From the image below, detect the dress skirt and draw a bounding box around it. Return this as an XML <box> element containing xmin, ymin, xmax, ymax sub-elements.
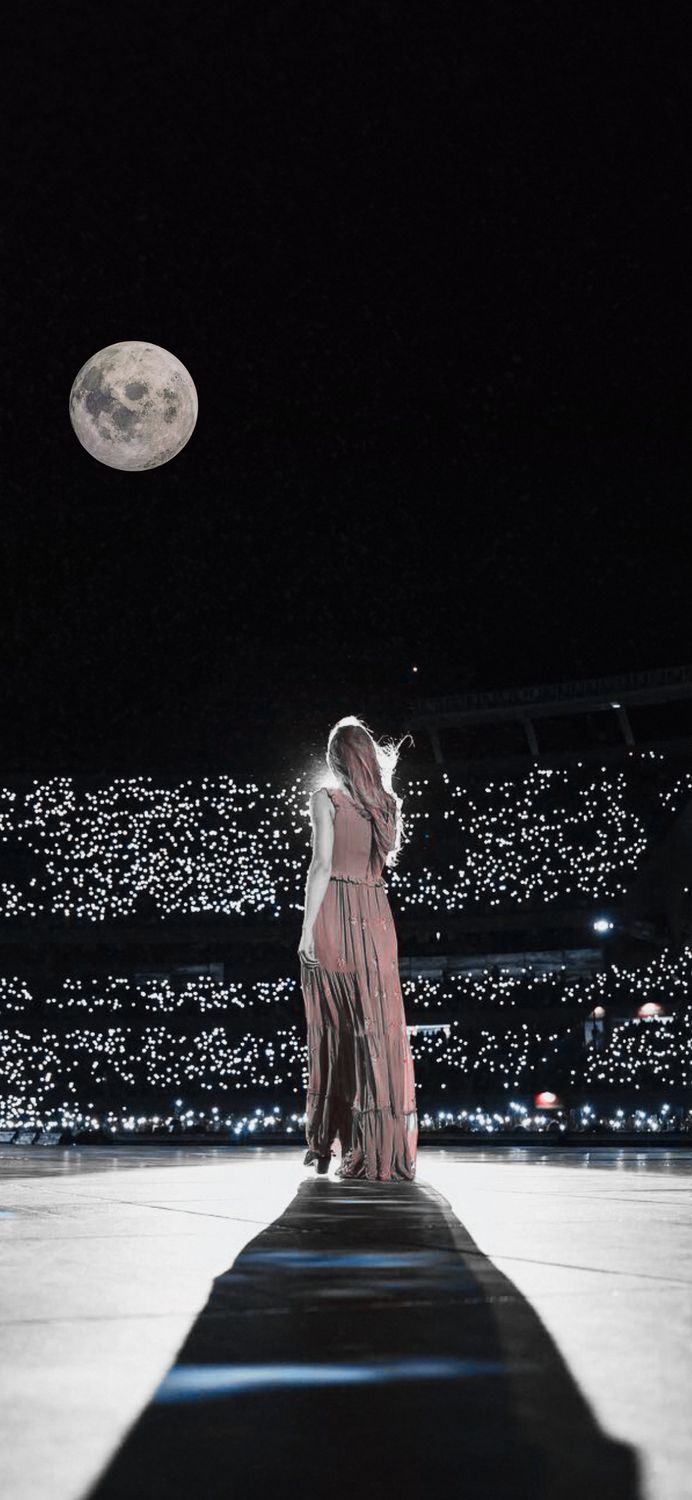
<box><xmin>301</xmin><ymin>871</ymin><xmax>418</xmax><ymax>1181</ymax></box>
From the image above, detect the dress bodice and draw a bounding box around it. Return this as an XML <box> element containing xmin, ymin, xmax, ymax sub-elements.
<box><xmin>325</xmin><ymin>786</ymin><xmax>385</xmax><ymax>884</ymax></box>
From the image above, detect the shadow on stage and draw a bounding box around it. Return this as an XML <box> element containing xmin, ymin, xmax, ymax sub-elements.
<box><xmin>86</xmin><ymin>1175</ymin><xmax>642</xmax><ymax>1500</ymax></box>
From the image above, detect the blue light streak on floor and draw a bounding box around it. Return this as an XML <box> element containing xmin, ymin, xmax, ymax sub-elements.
<box><xmin>229</xmin><ymin>1249</ymin><xmax>462</xmax><ymax>1270</ymax></box>
<box><xmin>154</xmin><ymin>1358</ymin><xmax>518</xmax><ymax>1403</ymax></box>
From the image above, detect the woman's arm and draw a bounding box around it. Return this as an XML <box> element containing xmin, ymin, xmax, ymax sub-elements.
<box><xmin>301</xmin><ymin>862</ymin><xmax>332</xmax><ymax>936</ymax></box>
<box><xmin>301</xmin><ymin>789</ymin><xmax>334</xmax><ymax>936</ymax></box>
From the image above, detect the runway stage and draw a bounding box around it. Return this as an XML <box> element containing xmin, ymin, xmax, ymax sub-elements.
<box><xmin>1</xmin><ymin>1146</ymin><xmax>689</xmax><ymax>1500</ymax></box>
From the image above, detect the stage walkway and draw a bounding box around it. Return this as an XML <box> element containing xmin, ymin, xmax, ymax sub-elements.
<box><xmin>0</xmin><ymin>1144</ymin><xmax>689</xmax><ymax>1500</ymax></box>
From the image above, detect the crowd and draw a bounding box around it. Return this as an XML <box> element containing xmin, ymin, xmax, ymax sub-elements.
<box><xmin>0</xmin><ymin>752</ymin><xmax>690</xmax><ymax>1131</ymax></box>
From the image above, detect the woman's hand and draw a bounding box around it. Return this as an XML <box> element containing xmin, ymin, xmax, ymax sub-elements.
<box><xmin>299</xmin><ymin>927</ymin><xmax>319</xmax><ymax>970</ymax></box>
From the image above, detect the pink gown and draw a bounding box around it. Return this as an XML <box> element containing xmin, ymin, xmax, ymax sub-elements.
<box><xmin>301</xmin><ymin>786</ymin><xmax>418</xmax><ymax>1180</ymax></box>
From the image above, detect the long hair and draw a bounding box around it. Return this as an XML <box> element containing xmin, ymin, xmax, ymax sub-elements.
<box><xmin>322</xmin><ymin>715</ymin><xmax>411</xmax><ymax>871</ymax></box>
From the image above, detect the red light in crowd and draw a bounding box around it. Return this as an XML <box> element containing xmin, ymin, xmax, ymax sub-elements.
<box><xmin>535</xmin><ymin>1090</ymin><xmax>559</xmax><ymax>1108</ymax></box>
<box><xmin>637</xmin><ymin>1001</ymin><xmax>663</xmax><ymax>1019</ymax></box>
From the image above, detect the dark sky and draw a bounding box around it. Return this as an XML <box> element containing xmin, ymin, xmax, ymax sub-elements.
<box><xmin>3</xmin><ymin>1</ymin><xmax>691</xmax><ymax>780</ymax></box>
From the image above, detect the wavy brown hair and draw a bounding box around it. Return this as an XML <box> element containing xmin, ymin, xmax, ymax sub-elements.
<box><xmin>322</xmin><ymin>715</ymin><xmax>411</xmax><ymax>872</ymax></box>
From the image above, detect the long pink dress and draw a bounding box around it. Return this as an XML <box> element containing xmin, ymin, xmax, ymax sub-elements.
<box><xmin>301</xmin><ymin>785</ymin><xmax>418</xmax><ymax>1180</ymax></box>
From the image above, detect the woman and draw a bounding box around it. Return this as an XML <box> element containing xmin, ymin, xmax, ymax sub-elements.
<box><xmin>298</xmin><ymin>715</ymin><xmax>418</xmax><ymax>1180</ymax></box>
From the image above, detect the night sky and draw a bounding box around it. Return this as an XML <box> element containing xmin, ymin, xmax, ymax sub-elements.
<box><xmin>3</xmin><ymin>2</ymin><xmax>691</xmax><ymax>781</ymax></box>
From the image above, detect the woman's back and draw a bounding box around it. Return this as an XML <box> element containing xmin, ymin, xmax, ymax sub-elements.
<box><xmin>325</xmin><ymin>785</ymin><xmax>386</xmax><ymax>882</ymax></box>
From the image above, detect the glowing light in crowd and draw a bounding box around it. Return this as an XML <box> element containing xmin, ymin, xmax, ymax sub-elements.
<box><xmin>0</xmin><ymin>755</ymin><xmax>688</xmax><ymax>924</ymax></box>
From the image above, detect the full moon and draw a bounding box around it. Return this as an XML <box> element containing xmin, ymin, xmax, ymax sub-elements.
<box><xmin>69</xmin><ymin>341</ymin><xmax>198</xmax><ymax>471</ymax></box>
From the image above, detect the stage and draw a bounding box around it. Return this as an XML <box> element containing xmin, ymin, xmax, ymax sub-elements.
<box><xmin>1</xmin><ymin>1144</ymin><xmax>689</xmax><ymax>1500</ymax></box>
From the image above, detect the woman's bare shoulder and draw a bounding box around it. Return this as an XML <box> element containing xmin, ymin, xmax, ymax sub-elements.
<box><xmin>311</xmin><ymin>786</ymin><xmax>337</xmax><ymax>817</ymax></box>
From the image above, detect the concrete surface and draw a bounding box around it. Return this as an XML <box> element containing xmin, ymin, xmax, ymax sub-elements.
<box><xmin>0</xmin><ymin>1145</ymin><xmax>688</xmax><ymax>1500</ymax></box>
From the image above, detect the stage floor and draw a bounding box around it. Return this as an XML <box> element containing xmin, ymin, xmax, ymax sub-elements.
<box><xmin>0</xmin><ymin>1144</ymin><xmax>689</xmax><ymax>1500</ymax></box>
